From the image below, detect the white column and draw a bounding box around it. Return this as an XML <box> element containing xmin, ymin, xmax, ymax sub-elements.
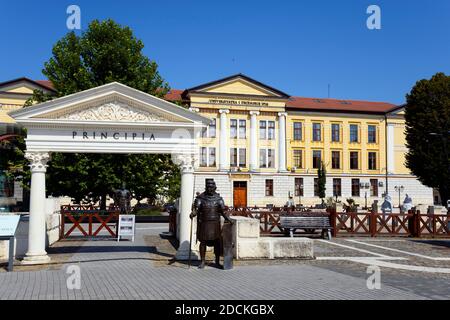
<box><xmin>22</xmin><ymin>152</ymin><xmax>51</xmax><ymax>265</ymax></box>
<box><xmin>219</xmin><ymin>109</ymin><xmax>230</xmax><ymax>171</ymax></box>
<box><xmin>387</xmin><ymin>123</ymin><xmax>395</xmax><ymax>174</ymax></box>
<box><xmin>175</xmin><ymin>154</ymin><xmax>199</xmax><ymax>260</ymax></box>
<box><xmin>278</xmin><ymin>112</ymin><xmax>288</xmax><ymax>172</ymax></box>
<box><xmin>249</xmin><ymin>111</ymin><xmax>260</xmax><ymax>171</ymax></box>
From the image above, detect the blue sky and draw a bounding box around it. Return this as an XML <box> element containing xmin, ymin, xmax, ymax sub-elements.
<box><xmin>1</xmin><ymin>0</ymin><xmax>449</xmax><ymax>104</ymax></box>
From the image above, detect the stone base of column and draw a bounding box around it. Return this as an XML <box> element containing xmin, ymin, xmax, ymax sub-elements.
<box><xmin>175</xmin><ymin>249</ymin><xmax>200</xmax><ymax>261</ymax></box>
<box><xmin>21</xmin><ymin>253</ymin><xmax>51</xmax><ymax>265</ymax></box>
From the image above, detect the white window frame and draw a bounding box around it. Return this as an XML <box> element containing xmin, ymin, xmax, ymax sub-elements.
<box><xmin>230</xmin><ymin>147</ymin><xmax>246</xmax><ymax>167</ymax></box>
<box><xmin>200</xmin><ymin>147</ymin><xmax>216</xmax><ymax>167</ymax></box>
<box><xmin>259</xmin><ymin>148</ymin><xmax>275</xmax><ymax>168</ymax></box>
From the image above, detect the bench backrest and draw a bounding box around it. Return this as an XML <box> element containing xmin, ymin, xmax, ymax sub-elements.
<box><xmin>280</xmin><ymin>216</ymin><xmax>331</xmax><ymax>228</ymax></box>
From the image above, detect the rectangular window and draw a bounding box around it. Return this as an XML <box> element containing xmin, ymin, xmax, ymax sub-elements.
<box><xmin>368</xmin><ymin>152</ymin><xmax>377</xmax><ymax>170</ymax></box>
<box><xmin>230</xmin><ymin>119</ymin><xmax>238</xmax><ymax>139</ymax></box>
<box><xmin>331</xmin><ymin>123</ymin><xmax>340</xmax><ymax>142</ymax></box>
<box><xmin>239</xmin><ymin>119</ymin><xmax>246</xmax><ymax>139</ymax></box>
<box><xmin>209</xmin><ymin>118</ymin><xmax>216</xmax><ymax>138</ymax></box>
<box><xmin>201</xmin><ymin>127</ymin><xmax>207</xmax><ymax>138</ymax></box>
<box><xmin>333</xmin><ymin>178</ymin><xmax>342</xmax><ymax>197</ymax></box>
<box><xmin>312</xmin><ymin>150</ymin><xmax>322</xmax><ymax>169</ymax></box>
<box><xmin>230</xmin><ymin>148</ymin><xmax>237</xmax><ymax>167</ymax></box>
<box><xmin>370</xmin><ymin>179</ymin><xmax>378</xmax><ymax>197</ymax></box>
<box><xmin>293</xmin><ymin>122</ymin><xmax>302</xmax><ymax>140</ymax></box>
<box><xmin>314</xmin><ymin>178</ymin><xmax>319</xmax><ymax>197</ymax></box>
<box><xmin>267</xmin><ymin>149</ymin><xmax>275</xmax><ymax>168</ymax></box>
<box><xmin>209</xmin><ymin>148</ymin><xmax>216</xmax><ymax>167</ymax></box>
<box><xmin>352</xmin><ymin>179</ymin><xmax>360</xmax><ymax>197</ymax></box>
<box><xmin>200</xmin><ymin>147</ymin><xmax>216</xmax><ymax>167</ymax></box>
<box><xmin>295</xmin><ymin>178</ymin><xmax>304</xmax><ymax>196</ymax></box>
<box><xmin>260</xmin><ymin>149</ymin><xmax>275</xmax><ymax>168</ymax></box>
<box><xmin>259</xmin><ymin>121</ymin><xmax>266</xmax><ymax>139</ymax></box>
<box><xmin>239</xmin><ymin>148</ymin><xmax>246</xmax><ymax>167</ymax></box>
<box><xmin>350</xmin><ymin>151</ymin><xmax>359</xmax><ymax>170</ymax></box>
<box><xmin>293</xmin><ymin>149</ymin><xmax>302</xmax><ymax>168</ymax></box>
<box><xmin>331</xmin><ymin>151</ymin><xmax>341</xmax><ymax>169</ymax></box>
<box><xmin>350</xmin><ymin>124</ymin><xmax>359</xmax><ymax>143</ymax></box>
<box><xmin>312</xmin><ymin>123</ymin><xmax>321</xmax><ymax>141</ymax></box>
<box><xmin>368</xmin><ymin>125</ymin><xmax>376</xmax><ymax>143</ymax></box>
<box><xmin>200</xmin><ymin>147</ymin><xmax>208</xmax><ymax>167</ymax></box>
<box><xmin>265</xmin><ymin>179</ymin><xmax>274</xmax><ymax>196</ymax></box>
<box><xmin>231</xmin><ymin>148</ymin><xmax>246</xmax><ymax>167</ymax></box>
<box><xmin>268</xmin><ymin>121</ymin><xmax>275</xmax><ymax>140</ymax></box>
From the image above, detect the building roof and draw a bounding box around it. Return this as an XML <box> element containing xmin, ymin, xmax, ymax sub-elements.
<box><xmin>182</xmin><ymin>73</ymin><xmax>291</xmax><ymax>99</ymax></box>
<box><xmin>286</xmin><ymin>96</ymin><xmax>397</xmax><ymax>114</ymax></box>
<box><xmin>164</xmin><ymin>89</ymin><xmax>184</xmax><ymax>102</ymax></box>
<box><xmin>0</xmin><ymin>77</ymin><xmax>56</xmax><ymax>93</ymax></box>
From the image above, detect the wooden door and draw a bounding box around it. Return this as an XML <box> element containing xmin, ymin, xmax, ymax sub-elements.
<box><xmin>233</xmin><ymin>181</ymin><xmax>247</xmax><ymax>208</ymax></box>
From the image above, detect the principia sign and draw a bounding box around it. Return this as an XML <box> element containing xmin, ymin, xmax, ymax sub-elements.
<box><xmin>72</xmin><ymin>131</ymin><xmax>156</xmax><ymax>141</ymax></box>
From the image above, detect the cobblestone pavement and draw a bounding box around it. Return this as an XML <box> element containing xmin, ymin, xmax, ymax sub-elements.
<box><xmin>0</xmin><ymin>224</ymin><xmax>449</xmax><ymax>300</ymax></box>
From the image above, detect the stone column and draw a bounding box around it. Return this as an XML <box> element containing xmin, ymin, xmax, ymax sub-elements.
<box><xmin>219</xmin><ymin>109</ymin><xmax>230</xmax><ymax>171</ymax></box>
<box><xmin>387</xmin><ymin>123</ymin><xmax>395</xmax><ymax>174</ymax></box>
<box><xmin>175</xmin><ymin>154</ymin><xmax>199</xmax><ymax>260</ymax></box>
<box><xmin>249</xmin><ymin>111</ymin><xmax>260</xmax><ymax>171</ymax></box>
<box><xmin>22</xmin><ymin>152</ymin><xmax>51</xmax><ymax>265</ymax></box>
<box><xmin>278</xmin><ymin>112</ymin><xmax>288</xmax><ymax>172</ymax></box>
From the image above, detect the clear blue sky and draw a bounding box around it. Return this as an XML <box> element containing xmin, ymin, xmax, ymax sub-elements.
<box><xmin>2</xmin><ymin>0</ymin><xmax>449</xmax><ymax>104</ymax></box>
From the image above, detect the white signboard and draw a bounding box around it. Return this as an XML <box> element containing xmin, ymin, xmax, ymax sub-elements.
<box><xmin>117</xmin><ymin>214</ymin><xmax>135</xmax><ymax>242</ymax></box>
<box><xmin>0</xmin><ymin>215</ymin><xmax>20</xmax><ymax>237</ymax></box>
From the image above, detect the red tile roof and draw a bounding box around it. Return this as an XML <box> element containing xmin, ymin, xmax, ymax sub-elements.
<box><xmin>286</xmin><ymin>96</ymin><xmax>396</xmax><ymax>114</ymax></box>
<box><xmin>32</xmin><ymin>79</ymin><xmax>398</xmax><ymax>114</ymax></box>
<box><xmin>164</xmin><ymin>89</ymin><xmax>183</xmax><ymax>101</ymax></box>
<box><xmin>35</xmin><ymin>80</ymin><xmax>55</xmax><ymax>91</ymax></box>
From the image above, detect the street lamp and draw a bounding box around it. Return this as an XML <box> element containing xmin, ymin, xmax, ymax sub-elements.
<box><xmin>360</xmin><ymin>182</ymin><xmax>370</xmax><ymax>210</ymax></box>
<box><xmin>394</xmin><ymin>185</ymin><xmax>404</xmax><ymax>208</ymax></box>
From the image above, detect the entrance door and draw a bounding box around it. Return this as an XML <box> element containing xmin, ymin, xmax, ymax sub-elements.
<box><xmin>233</xmin><ymin>181</ymin><xmax>247</xmax><ymax>208</ymax></box>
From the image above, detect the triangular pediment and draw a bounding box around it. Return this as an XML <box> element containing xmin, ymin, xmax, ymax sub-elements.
<box><xmin>37</xmin><ymin>95</ymin><xmax>177</xmax><ymax>123</ymax></box>
<box><xmin>9</xmin><ymin>82</ymin><xmax>209</xmax><ymax>126</ymax></box>
<box><xmin>184</xmin><ymin>74</ymin><xmax>290</xmax><ymax>99</ymax></box>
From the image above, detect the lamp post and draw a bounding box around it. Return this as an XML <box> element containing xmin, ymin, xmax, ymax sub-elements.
<box><xmin>360</xmin><ymin>182</ymin><xmax>370</xmax><ymax>210</ymax></box>
<box><xmin>394</xmin><ymin>185</ymin><xmax>404</xmax><ymax>208</ymax></box>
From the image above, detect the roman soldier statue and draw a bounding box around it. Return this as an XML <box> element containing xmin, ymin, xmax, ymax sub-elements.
<box><xmin>190</xmin><ymin>180</ymin><xmax>232</xmax><ymax>269</ymax></box>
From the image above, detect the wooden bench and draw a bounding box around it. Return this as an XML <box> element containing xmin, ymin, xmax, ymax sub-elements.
<box><xmin>279</xmin><ymin>215</ymin><xmax>332</xmax><ymax>240</ymax></box>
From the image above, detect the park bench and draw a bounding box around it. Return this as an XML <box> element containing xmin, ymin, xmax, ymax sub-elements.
<box><xmin>279</xmin><ymin>214</ymin><xmax>332</xmax><ymax>240</ymax></box>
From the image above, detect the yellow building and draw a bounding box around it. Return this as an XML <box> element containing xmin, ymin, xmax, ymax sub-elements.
<box><xmin>168</xmin><ymin>74</ymin><xmax>433</xmax><ymax>207</ymax></box>
<box><xmin>0</xmin><ymin>74</ymin><xmax>434</xmax><ymax>209</ymax></box>
<box><xmin>0</xmin><ymin>78</ymin><xmax>55</xmax><ymax>208</ymax></box>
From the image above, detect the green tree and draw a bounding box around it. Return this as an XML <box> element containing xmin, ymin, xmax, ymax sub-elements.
<box><xmin>317</xmin><ymin>161</ymin><xmax>327</xmax><ymax>202</ymax></box>
<box><xmin>404</xmin><ymin>72</ymin><xmax>450</xmax><ymax>205</ymax></box>
<box><xmin>24</xmin><ymin>19</ymin><xmax>179</xmax><ymax>208</ymax></box>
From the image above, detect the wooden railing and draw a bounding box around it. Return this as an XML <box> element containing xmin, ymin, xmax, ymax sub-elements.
<box><xmin>60</xmin><ymin>205</ymin><xmax>120</xmax><ymax>239</ymax></box>
<box><xmin>228</xmin><ymin>207</ymin><xmax>450</xmax><ymax>238</ymax></box>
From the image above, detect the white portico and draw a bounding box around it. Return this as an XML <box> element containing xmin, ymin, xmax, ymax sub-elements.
<box><xmin>9</xmin><ymin>82</ymin><xmax>210</xmax><ymax>264</ymax></box>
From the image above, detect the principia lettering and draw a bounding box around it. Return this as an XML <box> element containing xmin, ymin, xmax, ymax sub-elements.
<box><xmin>72</xmin><ymin>131</ymin><xmax>156</xmax><ymax>141</ymax></box>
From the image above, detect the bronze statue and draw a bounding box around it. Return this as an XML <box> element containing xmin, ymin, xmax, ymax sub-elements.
<box><xmin>190</xmin><ymin>180</ymin><xmax>232</xmax><ymax>269</ymax></box>
<box><xmin>113</xmin><ymin>182</ymin><xmax>132</xmax><ymax>215</ymax></box>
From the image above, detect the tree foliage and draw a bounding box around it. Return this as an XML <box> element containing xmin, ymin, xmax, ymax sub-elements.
<box><xmin>22</xmin><ymin>19</ymin><xmax>180</xmax><ymax>208</ymax></box>
<box><xmin>317</xmin><ymin>161</ymin><xmax>327</xmax><ymax>201</ymax></box>
<box><xmin>404</xmin><ymin>72</ymin><xmax>450</xmax><ymax>205</ymax></box>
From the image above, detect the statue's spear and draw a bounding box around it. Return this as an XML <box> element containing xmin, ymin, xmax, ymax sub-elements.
<box><xmin>188</xmin><ymin>210</ymin><xmax>193</xmax><ymax>269</ymax></box>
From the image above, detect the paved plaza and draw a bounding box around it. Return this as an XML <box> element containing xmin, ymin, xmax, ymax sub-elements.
<box><xmin>0</xmin><ymin>223</ymin><xmax>449</xmax><ymax>300</ymax></box>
